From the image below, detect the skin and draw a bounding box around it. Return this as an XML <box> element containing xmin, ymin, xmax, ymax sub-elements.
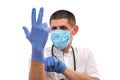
<box><xmin>63</xmin><ymin>67</ymin><xmax>100</xmax><ymax>80</ymax></box>
<box><xmin>50</xmin><ymin>18</ymin><xmax>100</xmax><ymax>80</ymax></box>
<box><xmin>29</xmin><ymin>60</ymin><xmax>46</xmax><ymax>80</ymax></box>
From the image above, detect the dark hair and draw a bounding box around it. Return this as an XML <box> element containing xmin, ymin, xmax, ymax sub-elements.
<box><xmin>49</xmin><ymin>10</ymin><xmax>76</xmax><ymax>27</ymax></box>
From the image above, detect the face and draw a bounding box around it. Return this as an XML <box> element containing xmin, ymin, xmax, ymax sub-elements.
<box><xmin>50</xmin><ymin>18</ymin><xmax>79</xmax><ymax>50</ymax></box>
<box><xmin>50</xmin><ymin>18</ymin><xmax>78</xmax><ymax>36</ymax></box>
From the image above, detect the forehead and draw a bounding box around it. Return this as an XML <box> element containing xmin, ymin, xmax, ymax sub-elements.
<box><xmin>50</xmin><ymin>19</ymin><xmax>70</xmax><ymax>27</ymax></box>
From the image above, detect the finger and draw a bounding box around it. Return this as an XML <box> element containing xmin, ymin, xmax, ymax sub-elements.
<box><xmin>46</xmin><ymin>58</ymin><xmax>51</xmax><ymax>71</ymax></box>
<box><xmin>44</xmin><ymin>59</ymin><xmax>48</xmax><ymax>70</ymax></box>
<box><xmin>50</xmin><ymin>57</ymin><xmax>54</xmax><ymax>71</ymax></box>
<box><xmin>37</xmin><ymin>7</ymin><xmax>44</xmax><ymax>24</ymax></box>
<box><xmin>23</xmin><ymin>26</ymin><xmax>29</xmax><ymax>37</ymax></box>
<box><xmin>42</xmin><ymin>23</ymin><xmax>50</xmax><ymax>32</ymax></box>
<box><xmin>47</xmin><ymin>26</ymin><xmax>50</xmax><ymax>33</ymax></box>
<box><xmin>32</xmin><ymin>8</ymin><xmax>36</xmax><ymax>27</ymax></box>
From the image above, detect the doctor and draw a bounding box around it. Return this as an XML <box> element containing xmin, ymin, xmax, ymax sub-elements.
<box><xmin>23</xmin><ymin>7</ymin><xmax>100</xmax><ymax>80</ymax></box>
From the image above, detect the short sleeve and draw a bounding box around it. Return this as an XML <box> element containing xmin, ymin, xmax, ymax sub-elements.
<box><xmin>85</xmin><ymin>49</ymin><xmax>100</xmax><ymax>78</ymax></box>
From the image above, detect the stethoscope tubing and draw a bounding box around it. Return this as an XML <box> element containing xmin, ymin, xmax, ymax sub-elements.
<box><xmin>51</xmin><ymin>45</ymin><xmax>76</xmax><ymax>71</ymax></box>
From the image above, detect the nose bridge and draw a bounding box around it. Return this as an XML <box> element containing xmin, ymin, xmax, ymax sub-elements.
<box><xmin>56</xmin><ymin>26</ymin><xmax>61</xmax><ymax>30</ymax></box>
<box><xmin>57</xmin><ymin>27</ymin><xmax>60</xmax><ymax>30</ymax></box>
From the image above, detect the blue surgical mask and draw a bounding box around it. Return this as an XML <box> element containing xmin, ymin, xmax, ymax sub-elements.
<box><xmin>51</xmin><ymin>30</ymin><xmax>70</xmax><ymax>50</ymax></box>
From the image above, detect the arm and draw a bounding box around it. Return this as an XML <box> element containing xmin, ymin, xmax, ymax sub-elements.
<box><xmin>29</xmin><ymin>60</ymin><xmax>46</xmax><ymax>80</ymax></box>
<box><xmin>23</xmin><ymin>7</ymin><xmax>50</xmax><ymax>80</ymax></box>
<box><xmin>45</xmin><ymin>56</ymin><xmax>100</xmax><ymax>80</ymax></box>
<box><xmin>63</xmin><ymin>50</ymin><xmax>100</xmax><ymax>80</ymax></box>
<box><xmin>63</xmin><ymin>67</ymin><xmax>100</xmax><ymax>80</ymax></box>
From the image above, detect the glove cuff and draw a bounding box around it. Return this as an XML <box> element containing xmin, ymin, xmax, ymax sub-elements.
<box><xmin>59</xmin><ymin>63</ymin><xmax>66</xmax><ymax>73</ymax></box>
<box><xmin>32</xmin><ymin>47</ymin><xmax>44</xmax><ymax>63</ymax></box>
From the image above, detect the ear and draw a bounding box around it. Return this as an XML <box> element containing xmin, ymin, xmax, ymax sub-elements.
<box><xmin>72</xmin><ymin>25</ymin><xmax>79</xmax><ymax>35</ymax></box>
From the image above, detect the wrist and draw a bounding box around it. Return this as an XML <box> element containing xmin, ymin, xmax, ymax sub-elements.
<box><xmin>59</xmin><ymin>63</ymin><xmax>66</xmax><ymax>73</ymax></box>
<box><xmin>32</xmin><ymin>47</ymin><xmax>44</xmax><ymax>63</ymax></box>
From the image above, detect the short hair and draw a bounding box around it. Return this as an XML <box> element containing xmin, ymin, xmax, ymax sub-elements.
<box><xmin>49</xmin><ymin>10</ymin><xmax>76</xmax><ymax>27</ymax></box>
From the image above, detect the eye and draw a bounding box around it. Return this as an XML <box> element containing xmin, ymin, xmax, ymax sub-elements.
<box><xmin>51</xmin><ymin>26</ymin><xmax>57</xmax><ymax>30</ymax></box>
<box><xmin>60</xmin><ymin>26</ymin><xmax>67</xmax><ymax>30</ymax></box>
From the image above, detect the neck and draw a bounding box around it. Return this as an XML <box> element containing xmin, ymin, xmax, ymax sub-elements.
<box><xmin>62</xmin><ymin>44</ymin><xmax>72</xmax><ymax>53</ymax></box>
<box><xmin>62</xmin><ymin>49</ymin><xmax>69</xmax><ymax>53</ymax></box>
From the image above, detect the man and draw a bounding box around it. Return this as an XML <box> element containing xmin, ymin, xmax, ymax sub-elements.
<box><xmin>23</xmin><ymin>7</ymin><xmax>100</xmax><ymax>80</ymax></box>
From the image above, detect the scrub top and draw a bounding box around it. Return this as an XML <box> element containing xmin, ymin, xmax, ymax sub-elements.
<box><xmin>44</xmin><ymin>46</ymin><xmax>100</xmax><ymax>80</ymax></box>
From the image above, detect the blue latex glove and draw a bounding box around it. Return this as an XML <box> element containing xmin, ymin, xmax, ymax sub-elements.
<box><xmin>23</xmin><ymin>7</ymin><xmax>50</xmax><ymax>63</ymax></box>
<box><xmin>44</xmin><ymin>56</ymin><xmax>66</xmax><ymax>73</ymax></box>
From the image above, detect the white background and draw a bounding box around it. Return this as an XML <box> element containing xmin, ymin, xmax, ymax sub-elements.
<box><xmin>0</xmin><ymin>0</ymin><xmax>120</xmax><ymax>80</ymax></box>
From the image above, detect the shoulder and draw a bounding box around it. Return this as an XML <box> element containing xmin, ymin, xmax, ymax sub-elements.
<box><xmin>73</xmin><ymin>47</ymin><xmax>93</xmax><ymax>57</ymax></box>
<box><xmin>73</xmin><ymin>47</ymin><xmax>95</xmax><ymax>63</ymax></box>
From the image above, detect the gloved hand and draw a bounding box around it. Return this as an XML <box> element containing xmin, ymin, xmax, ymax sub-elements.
<box><xmin>44</xmin><ymin>56</ymin><xmax>66</xmax><ymax>73</ymax></box>
<box><xmin>23</xmin><ymin>7</ymin><xmax>50</xmax><ymax>63</ymax></box>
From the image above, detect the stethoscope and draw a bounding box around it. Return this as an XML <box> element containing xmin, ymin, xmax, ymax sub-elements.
<box><xmin>51</xmin><ymin>45</ymin><xmax>76</xmax><ymax>71</ymax></box>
